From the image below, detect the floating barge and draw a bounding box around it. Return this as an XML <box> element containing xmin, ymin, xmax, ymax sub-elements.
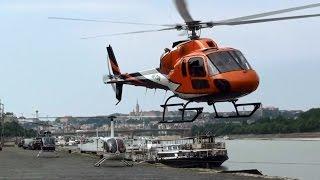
<box><xmin>126</xmin><ymin>135</ymin><xmax>228</xmax><ymax>168</ymax></box>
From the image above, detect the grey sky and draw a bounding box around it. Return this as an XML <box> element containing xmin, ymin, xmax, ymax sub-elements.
<box><xmin>1</xmin><ymin>0</ymin><xmax>320</xmax><ymax>118</ymax></box>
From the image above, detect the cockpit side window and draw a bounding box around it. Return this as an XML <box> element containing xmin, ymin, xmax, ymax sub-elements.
<box><xmin>106</xmin><ymin>138</ymin><xmax>117</xmax><ymax>153</ymax></box>
<box><xmin>116</xmin><ymin>139</ymin><xmax>126</xmax><ymax>153</ymax></box>
<box><xmin>207</xmin><ymin>60</ymin><xmax>219</xmax><ymax>76</ymax></box>
<box><xmin>188</xmin><ymin>57</ymin><xmax>206</xmax><ymax>77</ymax></box>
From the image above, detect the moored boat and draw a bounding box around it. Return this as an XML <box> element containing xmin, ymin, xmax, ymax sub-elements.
<box><xmin>154</xmin><ymin>136</ymin><xmax>228</xmax><ymax>168</ymax></box>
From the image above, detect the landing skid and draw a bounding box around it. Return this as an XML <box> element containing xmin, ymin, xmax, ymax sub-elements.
<box><xmin>36</xmin><ymin>150</ymin><xmax>59</xmax><ymax>158</ymax></box>
<box><xmin>94</xmin><ymin>156</ymin><xmax>133</xmax><ymax>167</ymax></box>
<box><xmin>94</xmin><ymin>157</ymin><xmax>107</xmax><ymax>167</ymax></box>
<box><xmin>159</xmin><ymin>95</ymin><xmax>261</xmax><ymax>123</ymax></box>
<box><xmin>160</xmin><ymin>95</ymin><xmax>203</xmax><ymax>123</ymax></box>
<box><xmin>210</xmin><ymin>100</ymin><xmax>261</xmax><ymax>118</ymax></box>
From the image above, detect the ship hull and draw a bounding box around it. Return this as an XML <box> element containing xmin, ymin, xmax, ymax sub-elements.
<box><xmin>158</xmin><ymin>155</ymin><xmax>228</xmax><ymax>168</ymax></box>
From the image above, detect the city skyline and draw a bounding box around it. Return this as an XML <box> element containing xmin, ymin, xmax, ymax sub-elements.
<box><xmin>3</xmin><ymin>101</ymin><xmax>307</xmax><ymax>120</ymax></box>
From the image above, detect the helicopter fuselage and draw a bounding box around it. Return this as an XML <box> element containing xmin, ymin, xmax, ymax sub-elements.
<box><xmin>160</xmin><ymin>38</ymin><xmax>259</xmax><ymax>102</ymax></box>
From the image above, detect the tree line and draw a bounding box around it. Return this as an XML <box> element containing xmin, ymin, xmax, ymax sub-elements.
<box><xmin>0</xmin><ymin>121</ymin><xmax>36</xmax><ymax>137</ymax></box>
<box><xmin>192</xmin><ymin>108</ymin><xmax>320</xmax><ymax>136</ymax></box>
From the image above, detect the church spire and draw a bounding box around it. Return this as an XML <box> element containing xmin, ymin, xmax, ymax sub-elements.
<box><xmin>135</xmin><ymin>99</ymin><xmax>140</xmax><ymax>114</ymax></box>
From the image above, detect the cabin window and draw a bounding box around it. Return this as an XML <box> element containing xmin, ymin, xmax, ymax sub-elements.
<box><xmin>206</xmin><ymin>41</ymin><xmax>216</xmax><ymax>47</ymax></box>
<box><xmin>181</xmin><ymin>61</ymin><xmax>187</xmax><ymax>77</ymax></box>
<box><xmin>188</xmin><ymin>57</ymin><xmax>206</xmax><ymax>77</ymax></box>
<box><xmin>192</xmin><ymin>79</ymin><xmax>209</xmax><ymax>89</ymax></box>
<box><xmin>207</xmin><ymin>51</ymin><xmax>242</xmax><ymax>73</ymax></box>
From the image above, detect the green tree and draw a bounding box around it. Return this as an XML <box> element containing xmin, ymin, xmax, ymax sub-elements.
<box><xmin>192</xmin><ymin>108</ymin><xmax>320</xmax><ymax>136</ymax></box>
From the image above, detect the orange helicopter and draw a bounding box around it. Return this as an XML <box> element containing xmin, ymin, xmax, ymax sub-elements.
<box><xmin>51</xmin><ymin>1</ymin><xmax>320</xmax><ymax>123</ymax></box>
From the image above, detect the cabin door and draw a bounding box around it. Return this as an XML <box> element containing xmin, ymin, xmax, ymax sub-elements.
<box><xmin>187</xmin><ymin>57</ymin><xmax>210</xmax><ymax>90</ymax></box>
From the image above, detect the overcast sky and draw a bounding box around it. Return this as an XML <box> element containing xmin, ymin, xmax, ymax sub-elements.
<box><xmin>1</xmin><ymin>0</ymin><xmax>320</xmax><ymax>118</ymax></box>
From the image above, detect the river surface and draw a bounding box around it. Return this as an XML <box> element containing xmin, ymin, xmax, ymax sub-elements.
<box><xmin>222</xmin><ymin>139</ymin><xmax>320</xmax><ymax>180</ymax></box>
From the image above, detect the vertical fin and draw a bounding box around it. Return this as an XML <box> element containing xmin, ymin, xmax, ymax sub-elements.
<box><xmin>115</xmin><ymin>84</ymin><xmax>123</xmax><ymax>105</ymax></box>
<box><xmin>106</xmin><ymin>45</ymin><xmax>123</xmax><ymax>104</ymax></box>
<box><xmin>106</xmin><ymin>45</ymin><xmax>121</xmax><ymax>75</ymax></box>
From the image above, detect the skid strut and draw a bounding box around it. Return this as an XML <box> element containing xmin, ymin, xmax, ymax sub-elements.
<box><xmin>94</xmin><ymin>157</ymin><xmax>107</xmax><ymax>167</ymax></box>
<box><xmin>94</xmin><ymin>154</ymin><xmax>133</xmax><ymax>167</ymax></box>
<box><xmin>37</xmin><ymin>149</ymin><xmax>58</xmax><ymax>158</ymax></box>
<box><xmin>160</xmin><ymin>95</ymin><xmax>203</xmax><ymax>123</ymax></box>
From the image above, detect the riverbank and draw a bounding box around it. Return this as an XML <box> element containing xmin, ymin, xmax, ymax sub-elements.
<box><xmin>228</xmin><ymin>132</ymin><xmax>320</xmax><ymax>140</ymax></box>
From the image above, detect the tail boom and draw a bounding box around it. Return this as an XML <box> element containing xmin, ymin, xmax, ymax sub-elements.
<box><xmin>103</xmin><ymin>45</ymin><xmax>178</xmax><ymax>104</ymax></box>
<box><xmin>104</xmin><ymin>69</ymin><xmax>171</xmax><ymax>90</ymax></box>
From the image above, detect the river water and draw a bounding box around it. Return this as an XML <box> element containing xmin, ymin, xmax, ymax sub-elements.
<box><xmin>222</xmin><ymin>139</ymin><xmax>320</xmax><ymax>180</ymax></box>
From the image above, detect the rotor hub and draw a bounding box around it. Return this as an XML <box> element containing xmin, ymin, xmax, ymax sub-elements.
<box><xmin>183</xmin><ymin>21</ymin><xmax>202</xmax><ymax>39</ymax></box>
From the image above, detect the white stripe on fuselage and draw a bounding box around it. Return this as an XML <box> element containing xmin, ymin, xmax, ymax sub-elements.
<box><xmin>139</xmin><ymin>69</ymin><xmax>208</xmax><ymax>99</ymax></box>
<box><xmin>138</xmin><ymin>69</ymin><xmax>179</xmax><ymax>91</ymax></box>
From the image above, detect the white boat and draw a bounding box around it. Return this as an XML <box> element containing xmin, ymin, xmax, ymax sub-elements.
<box><xmin>78</xmin><ymin>137</ymin><xmax>105</xmax><ymax>154</ymax></box>
<box><xmin>155</xmin><ymin>136</ymin><xmax>228</xmax><ymax>168</ymax></box>
<box><xmin>126</xmin><ymin>135</ymin><xmax>228</xmax><ymax>167</ymax></box>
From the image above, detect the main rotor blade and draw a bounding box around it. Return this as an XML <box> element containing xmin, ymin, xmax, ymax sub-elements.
<box><xmin>174</xmin><ymin>0</ymin><xmax>194</xmax><ymax>23</ymax></box>
<box><xmin>49</xmin><ymin>17</ymin><xmax>173</xmax><ymax>27</ymax></box>
<box><xmin>212</xmin><ymin>13</ymin><xmax>320</xmax><ymax>26</ymax></box>
<box><xmin>81</xmin><ymin>27</ymin><xmax>177</xmax><ymax>39</ymax></box>
<box><xmin>217</xmin><ymin>2</ymin><xmax>320</xmax><ymax>23</ymax></box>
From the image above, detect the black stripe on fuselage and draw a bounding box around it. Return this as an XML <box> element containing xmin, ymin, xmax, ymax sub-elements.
<box><xmin>128</xmin><ymin>72</ymin><xmax>141</xmax><ymax>77</ymax></box>
<box><xmin>137</xmin><ymin>78</ymin><xmax>169</xmax><ymax>90</ymax></box>
<box><xmin>126</xmin><ymin>71</ymin><xmax>169</xmax><ymax>90</ymax></box>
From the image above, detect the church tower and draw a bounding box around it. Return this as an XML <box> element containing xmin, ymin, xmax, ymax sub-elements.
<box><xmin>135</xmin><ymin>100</ymin><xmax>140</xmax><ymax>114</ymax></box>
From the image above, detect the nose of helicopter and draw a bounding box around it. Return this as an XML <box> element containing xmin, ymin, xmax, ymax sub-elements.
<box><xmin>214</xmin><ymin>70</ymin><xmax>259</xmax><ymax>94</ymax></box>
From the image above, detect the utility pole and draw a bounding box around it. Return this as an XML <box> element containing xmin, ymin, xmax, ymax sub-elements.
<box><xmin>0</xmin><ymin>100</ymin><xmax>5</xmax><ymax>149</ymax></box>
<box><xmin>35</xmin><ymin>110</ymin><xmax>39</xmax><ymax>137</ymax></box>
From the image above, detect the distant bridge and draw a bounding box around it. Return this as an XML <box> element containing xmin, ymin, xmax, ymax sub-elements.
<box><xmin>52</xmin><ymin>128</ymin><xmax>191</xmax><ymax>137</ymax></box>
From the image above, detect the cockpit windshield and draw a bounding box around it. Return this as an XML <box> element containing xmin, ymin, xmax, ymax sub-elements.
<box><xmin>42</xmin><ymin>137</ymin><xmax>55</xmax><ymax>146</ymax></box>
<box><xmin>230</xmin><ymin>50</ymin><xmax>251</xmax><ymax>70</ymax></box>
<box><xmin>207</xmin><ymin>50</ymin><xmax>251</xmax><ymax>73</ymax></box>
